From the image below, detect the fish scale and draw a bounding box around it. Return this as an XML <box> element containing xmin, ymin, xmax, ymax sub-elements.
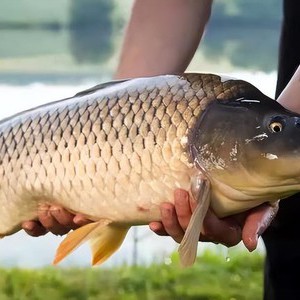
<box><xmin>0</xmin><ymin>73</ymin><xmax>264</xmax><ymax>266</ymax></box>
<box><xmin>2</xmin><ymin>74</ymin><xmax>240</xmax><ymax>227</ymax></box>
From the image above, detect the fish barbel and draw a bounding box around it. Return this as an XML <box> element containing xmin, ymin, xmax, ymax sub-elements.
<box><xmin>1</xmin><ymin>73</ymin><xmax>300</xmax><ymax>266</ymax></box>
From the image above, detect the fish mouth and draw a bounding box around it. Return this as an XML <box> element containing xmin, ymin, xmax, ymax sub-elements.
<box><xmin>207</xmin><ymin>162</ymin><xmax>300</xmax><ymax>217</ymax></box>
<box><xmin>207</xmin><ymin>152</ymin><xmax>300</xmax><ymax>216</ymax></box>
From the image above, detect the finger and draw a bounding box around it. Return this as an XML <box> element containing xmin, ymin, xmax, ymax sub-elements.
<box><xmin>38</xmin><ymin>204</ymin><xmax>71</xmax><ymax>236</ymax></box>
<box><xmin>73</xmin><ymin>214</ymin><xmax>93</xmax><ymax>227</ymax></box>
<box><xmin>49</xmin><ymin>206</ymin><xmax>76</xmax><ymax>228</ymax></box>
<box><xmin>160</xmin><ymin>203</ymin><xmax>185</xmax><ymax>243</ymax></box>
<box><xmin>22</xmin><ymin>220</ymin><xmax>48</xmax><ymax>237</ymax></box>
<box><xmin>174</xmin><ymin>189</ymin><xmax>193</xmax><ymax>231</ymax></box>
<box><xmin>149</xmin><ymin>221</ymin><xmax>168</xmax><ymax>236</ymax></box>
<box><xmin>242</xmin><ymin>202</ymin><xmax>279</xmax><ymax>252</ymax></box>
<box><xmin>201</xmin><ymin>209</ymin><xmax>242</xmax><ymax>247</ymax></box>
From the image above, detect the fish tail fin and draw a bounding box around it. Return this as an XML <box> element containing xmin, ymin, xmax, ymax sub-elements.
<box><xmin>178</xmin><ymin>176</ymin><xmax>211</xmax><ymax>267</ymax></box>
<box><xmin>53</xmin><ymin>219</ymin><xmax>129</xmax><ymax>266</ymax></box>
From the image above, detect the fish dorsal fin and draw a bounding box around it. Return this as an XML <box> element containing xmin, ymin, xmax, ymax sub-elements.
<box><xmin>75</xmin><ymin>79</ymin><xmax>129</xmax><ymax>97</ymax></box>
<box><xmin>178</xmin><ymin>176</ymin><xmax>211</xmax><ymax>267</ymax></box>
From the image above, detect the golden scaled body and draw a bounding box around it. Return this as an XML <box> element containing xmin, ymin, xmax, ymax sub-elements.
<box><xmin>0</xmin><ymin>73</ymin><xmax>262</xmax><ymax>266</ymax></box>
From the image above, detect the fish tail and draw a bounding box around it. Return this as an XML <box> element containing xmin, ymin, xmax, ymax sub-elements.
<box><xmin>53</xmin><ymin>219</ymin><xmax>129</xmax><ymax>266</ymax></box>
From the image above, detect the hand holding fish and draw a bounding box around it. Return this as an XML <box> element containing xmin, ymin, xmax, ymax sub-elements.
<box><xmin>149</xmin><ymin>189</ymin><xmax>279</xmax><ymax>251</ymax></box>
<box><xmin>22</xmin><ymin>208</ymin><xmax>91</xmax><ymax>237</ymax></box>
<box><xmin>22</xmin><ymin>189</ymin><xmax>278</xmax><ymax>252</ymax></box>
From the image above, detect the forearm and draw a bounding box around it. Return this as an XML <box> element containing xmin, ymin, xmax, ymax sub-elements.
<box><xmin>277</xmin><ymin>65</ymin><xmax>300</xmax><ymax>113</ymax></box>
<box><xmin>115</xmin><ymin>0</ymin><xmax>212</xmax><ymax>79</ymax></box>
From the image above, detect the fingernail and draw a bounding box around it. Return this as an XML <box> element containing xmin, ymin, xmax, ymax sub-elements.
<box><xmin>50</xmin><ymin>206</ymin><xmax>60</xmax><ymax>212</ymax></box>
<box><xmin>74</xmin><ymin>215</ymin><xmax>88</xmax><ymax>225</ymax></box>
<box><xmin>50</xmin><ymin>207</ymin><xmax>62</xmax><ymax>216</ymax></box>
<box><xmin>73</xmin><ymin>215</ymin><xmax>82</xmax><ymax>224</ymax></box>
<box><xmin>149</xmin><ymin>223</ymin><xmax>160</xmax><ymax>232</ymax></box>
<box><xmin>38</xmin><ymin>204</ymin><xmax>49</xmax><ymax>213</ymax></box>
<box><xmin>246</xmin><ymin>235</ymin><xmax>258</xmax><ymax>252</ymax></box>
<box><xmin>23</xmin><ymin>222</ymin><xmax>34</xmax><ymax>231</ymax></box>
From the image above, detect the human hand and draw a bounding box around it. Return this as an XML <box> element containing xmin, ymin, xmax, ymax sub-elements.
<box><xmin>149</xmin><ymin>189</ymin><xmax>278</xmax><ymax>251</ymax></box>
<box><xmin>22</xmin><ymin>205</ymin><xmax>92</xmax><ymax>237</ymax></box>
<box><xmin>22</xmin><ymin>189</ymin><xmax>278</xmax><ymax>250</ymax></box>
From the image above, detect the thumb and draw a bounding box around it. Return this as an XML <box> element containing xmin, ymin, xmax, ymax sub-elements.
<box><xmin>242</xmin><ymin>202</ymin><xmax>279</xmax><ymax>252</ymax></box>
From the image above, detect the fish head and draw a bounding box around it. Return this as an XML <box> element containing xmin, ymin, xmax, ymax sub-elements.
<box><xmin>189</xmin><ymin>95</ymin><xmax>300</xmax><ymax>213</ymax></box>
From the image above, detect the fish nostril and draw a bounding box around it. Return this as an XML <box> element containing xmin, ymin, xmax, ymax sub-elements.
<box><xmin>295</xmin><ymin>121</ymin><xmax>300</xmax><ymax>129</ymax></box>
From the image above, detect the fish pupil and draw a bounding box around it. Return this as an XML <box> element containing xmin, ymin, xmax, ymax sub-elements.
<box><xmin>273</xmin><ymin>125</ymin><xmax>281</xmax><ymax>132</ymax></box>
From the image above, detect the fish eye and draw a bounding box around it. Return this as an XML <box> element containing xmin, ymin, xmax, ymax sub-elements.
<box><xmin>269</xmin><ymin>121</ymin><xmax>283</xmax><ymax>133</ymax></box>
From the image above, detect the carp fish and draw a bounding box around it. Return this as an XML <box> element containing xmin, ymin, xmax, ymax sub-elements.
<box><xmin>1</xmin><ymin>73</ymin><xmax>300</xmax><ymax>267</ymax></box>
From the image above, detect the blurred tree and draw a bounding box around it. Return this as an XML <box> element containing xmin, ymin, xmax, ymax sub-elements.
<box><xmin>211</xmin><ymin>0</ymin><xmax>281</xmax><ymax>27</ymax></box>
<box><xmin>201</xmin><ymin>0</ymin><xmax>281</xmax><ymax>71</ymax></box>
<box><xmin>202</xmin><ymin>28</ymin><xmax>280</xmax><ymax>72</ymax></box>
<box><xmin>69</xmin><ymin>0</ymin><xmax>115</xmax><ymax>64</ymax></box>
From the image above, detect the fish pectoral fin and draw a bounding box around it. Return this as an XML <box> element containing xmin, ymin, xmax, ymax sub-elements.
<box><xmin>178</xmin><ymin>175</ymin><xmax>211</xmax><ymax>267</ymax></box>
<box><xmin>53</xmin><ymin>219</ymin><xmax>112</xmax><ymax>265</ymax></box>
<box><xmin>90</xmin><ymin>225</ymin><xmax>129</xmax><ymax>266</ymax></box>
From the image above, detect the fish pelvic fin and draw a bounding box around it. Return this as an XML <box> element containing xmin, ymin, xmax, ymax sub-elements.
<box><xmin>178</xmin><ymin>175</ymin><xmax>211</xmax><ymax>267</ymax></box>
<box><xmin>53</xmin><ymin>219</ymin><xmax>114</xmax><ymax>265</ymax></box>
<box><xmin>90</xmin><ymin>225</ymin><xmax>129</xmax><ymax>266</ymax></box>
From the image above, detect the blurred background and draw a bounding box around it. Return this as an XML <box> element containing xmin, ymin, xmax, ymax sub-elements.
<box><xmin>0</xmin><ymin>0</ymin><xmax>281</xmax><ymax>298</ymax></box>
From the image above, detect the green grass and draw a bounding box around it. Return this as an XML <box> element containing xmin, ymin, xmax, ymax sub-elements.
<box><xmin>0</xmin><ymin>250</ymin><xmax>264</xmax><ymax>300</ymax></box>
